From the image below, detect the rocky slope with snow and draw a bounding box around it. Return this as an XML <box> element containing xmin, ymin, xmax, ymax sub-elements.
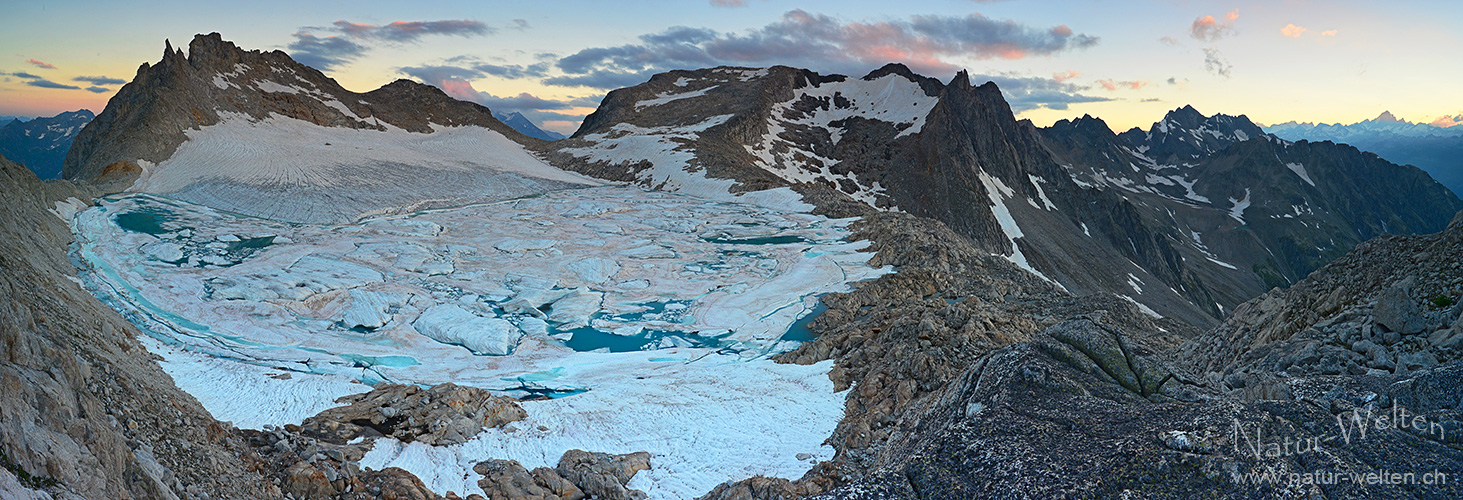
<box><xmin>1042</xmin><ymin>107</ymin><xmax>1462</xmax><ymax>317</ymax></box>
<box><xmin>544</xmin><ymin>64</ymin><xmax>1231</xmax><ymax>326</ymax></box>
<box><xmin>1267</xmin><ymin>112</ymin><xmax>1463</xmax><ymax>197</ymax></box>
<box><xmin>63</xmin><ymin>33</ymin><xmax>590</xmax><ymax>223</ymax></box>
<box><xmin>0</xmin><ymin>110</ymin><xmax>93</xmax><ymax>179</ymax></box>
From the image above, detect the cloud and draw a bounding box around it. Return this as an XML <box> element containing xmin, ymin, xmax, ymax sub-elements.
<box><xmin>1280</xmin><ymin>24</ymin><xmax>1308</xmax><ymax>38</ymax></box>
<box><xmin>1159</xmin><ymin>36</ymin><xmax>1180</xmax><ymax>46</ymax></box>
<box><xmin>8</xmin><ymin>71</ymin><xmax>42</xmax><ymax>80</ymax></box>
<box><xmin>27</xmin><ymin>58</ymin><xmax>56</xmax><ymax>69</ymax></box>
<box><xmin>84</xmin><ymin>86</ymin><xmax>110</xmax><ymax>93</ymax></box>
<box><xmin>509</xmin><ymin>19</ymin><xmax>530</xmax><ymax>31</ymax></box>
<box><xmin>73</xmin><ymin>75</ymin><xmax>125</xmax><ymax>85</ymax></box>
<box><xmin>548</xmin><ymin>10</ymin><xmax>1098</xmax><ymax>89</ymax></box>
<box><xmin>331</xmin><ymin>20</ymin><xmax>492</xmax><ymax>42</ymax></box>
<box><xmin>1191</xmin><ymin>9</ymin><xmax>1238</xmax><ymax>41</ymax></box>
<box><xmin>1429</xmin><ymin>114</ymin><xmax>1462</xmax><ymax>128</ymax></box>
<box><xmin>1321</xmin><ymin>30</ymin><xmax>1338</xmax><ymax>37</ymax></box>
<box><xmin>710</xmin><ymin>0</ymin><xmax>747</xmax><ymax>6</ymax></box>
<box><xmin>25</xmin><ymin>79</ymin><xmax>80</xmax><ymax>90</ymax></box>
<box><xmin>289</xmin><ymin>19</ymin><xmax>492</xmax><ymax>71</ymax></box>
<box><xmin>1094</xmin><ymin>78</ymin><xmax>1151</xmax><ymax>91</ymax></box>
<box><xmin>1203</xmin><ymin>47</ymin><xmax>1231</xmax><ymax>77</ymax></box>
<box><xmin>966</xmin><ymin>72</ymin><xmax>1112</xmax><ymax>112</ymax></box>
<box><xmin>399</xmin><ymin>65</ymin><xmax>574</xmax><ymax>113</ymax></box>
<box><xmin>287</xmin><ymin>32</ymin><xmax>370</xmax><ymax>70</ymax></box>
<box><xmin>1052</xmin><ymin>70</ymin><xmax>1080</xmax><ymax>82</ymax></box>
<box><xmin>400</xmin><ymin>60</ymin><xmax>551</xmax><ymax>82</ymax></box>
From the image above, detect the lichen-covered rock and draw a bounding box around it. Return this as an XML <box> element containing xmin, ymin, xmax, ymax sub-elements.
<box><xmin>473</xmin><ymin>459</ymin><xmax>585</xmax><ymax>500</ymax></box>
<box><xmin>555</xmin><ymin>450</ymin><xmax>650</xmax><ymax>500</ymax></box>
<box><xmin>301</xmin><ymin>383</ymin><xmax>525</xmax><ymax>446</ymax></box>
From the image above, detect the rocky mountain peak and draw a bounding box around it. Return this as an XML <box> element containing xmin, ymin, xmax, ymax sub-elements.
<box><xmin>1373</xmin><ymin>110</ymin><xmax>1401</xmax><ymax>122</ymax></box>
<box><xmin>64</xmin><ymin>32</ymin><xmax>526</xmax><ymax>183</ymax></box>
<box><xmin>861</xmin><ymin>63</ymin><xmax>943</xmax><ymax>96</ymax></box>
<box><xmin>1162</xmin><ymin>104</ymin><xmax>1206</xmax><ymax>128</ymax></box>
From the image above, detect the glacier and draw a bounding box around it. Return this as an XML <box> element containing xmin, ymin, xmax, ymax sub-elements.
<box><xmin>73</xmin><ymin>185</ymin><xmax>891</xmax><ymax>499</ymax></box>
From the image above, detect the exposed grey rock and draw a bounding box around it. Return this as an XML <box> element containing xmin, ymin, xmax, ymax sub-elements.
<box><xmin>555</xmin><ymin>450</ymin><xmax>650</xmax><ymax>500</ymax></box>
<box><xmin>473</xmin><ymin>459</ymin><xmax>584</xmax><ymax>500</ymax></box>
<box><xmin>0</xmin><ymin>155</ymin><xmax>285</xmax><ymax>498</ymax></box>
<box><xmin>300</xmin><ymin>383</ymin><xmax>525</xmax><ymax>447</ymax></box>
<box><xmin>809</xmin><ymin>317</ymin><xmax>1463</xmax><ymax>499</ymax></box>
<box><xmin>1375</xmin><ymin>277</ymin><xmax>1426</xmax><ymax>334</ymax></box>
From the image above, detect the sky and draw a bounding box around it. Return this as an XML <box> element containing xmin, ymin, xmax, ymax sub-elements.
<box><xmin>2</xmin><ymin>0</ymin><xmax>1460</xmax><ymax>135</ymax></box>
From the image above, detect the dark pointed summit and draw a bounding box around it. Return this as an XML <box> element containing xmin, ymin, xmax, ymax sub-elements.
<box><xmin>863</xmin><ymin>63</ymin><xmax>944</xmax><ymax>96</ymax></box>
<box><xmin>1162</xmin><ymin>105</ymin><xmax>1206</xmax><ymax>128</ymax></box>
<box><xmin>949</xmin><ymin>69</ymin><xmax>971</xmax><ymax>89</ymax></box>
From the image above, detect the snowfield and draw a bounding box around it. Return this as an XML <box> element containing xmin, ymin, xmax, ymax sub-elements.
<box><xmin>127</xmin><ymin>112</ymin><xmax>600</xmax><ymax>223</ymax></box>
<box><xmin>74</xmin><ymin>185</ymin><xmax>891</xmax><ymax>499</ymax></box>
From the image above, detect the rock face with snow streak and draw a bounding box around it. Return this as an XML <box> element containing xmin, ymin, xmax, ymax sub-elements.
<box><xmin>63</xmin><ymin>33</ymin><xmax>595</xmax><ymax>223</ymax></box>
<box><xmin>552</xmin><ymin>64</ymin><xmax>1463</xmax><ymax>328</ymax></box>
<box><xmin>545</xmin><ymin>64</ymin><xmax>1224</xmax><ymax>326</ymax></box>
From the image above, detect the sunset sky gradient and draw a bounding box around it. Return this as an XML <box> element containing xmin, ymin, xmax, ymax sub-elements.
<box><xmin>2</xmin><ymin>0</ymin><xmax>1459</xmax><ymax>134</ymax></box>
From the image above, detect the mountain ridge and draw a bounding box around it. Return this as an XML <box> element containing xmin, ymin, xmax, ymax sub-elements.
<box><xmin>0</xmin><ymin>109</ymin><xmax>93</xmax><ymax>179</ymax></box>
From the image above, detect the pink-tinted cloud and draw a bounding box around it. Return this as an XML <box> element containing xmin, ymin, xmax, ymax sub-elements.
<box><xmin>1095</xmin><ymin>78</ymin><xmax>1151</xmax><ymax>91</ymax></box>
<box><xmin>551</xmin><ymin>10</ymin><xmax>1099</xmax><ymax>88</ymax></box>
<box><xmin>1429</xmin><ymin>114</ymin><xmax>1463</xmax><ymax>128</ymax></box>
<box><xmin>1053</xmin><ymin>70</ymin><xmax>1080</xmax><ymax>82</ymax></box>
<box><xmin>26</xmin><ymin>58</ymin><xmax>56</xmax><ymax>69</ymax></box>
<box><xmin>1280</xmin><ymin>24</ymin><xmax>1308</xmax><ymax>38</ymax></box>
<box><xmin>1321</xmin><ymin>30</ymin><xmax>1338</xmax><ymax>37</ymax></box>
<box><xmin>1191</xmin><ymin>9</ymin><xmax>1239</xmax><ymax>41</ymax></box>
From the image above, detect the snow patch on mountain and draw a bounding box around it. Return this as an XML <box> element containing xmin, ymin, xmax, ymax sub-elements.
<box><xmin>978</xmin><ymin>169</ymin><xmax>1062</xmax><ymax>288</ymax></box>
<box><xmin>128</xmin><ymin>112</ymin><xmax>599</xmax><ymax>223</ymax></box>
<box><xmin>1227</xmin><ymin>189</ymin><xmax>1252</xmax><ymax>224</ymax></box>
<box><xmin>1286</xmin><ymin>162</ymin><xmax>1315</xmax><ymax>186</ymax></box>
<box><xmin>636</xmin><ymin>85</ymin><xmax>719</xmax><ymax>110</ymax></box>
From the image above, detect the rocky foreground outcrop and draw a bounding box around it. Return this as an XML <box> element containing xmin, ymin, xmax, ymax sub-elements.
<box><xmin>1184</xmin><ymin>210</ymin><xmax>1463</xmax><ymax>397</ymax></box>
<box><xmin>300</xmin><ymin>383</ymin><xmax>526</xmax><ymax>447</ymax></box>
<box><xmin>808</xmin><ymin>318</ymin><xmax>1463</xmax><ymax>499</ymax></box>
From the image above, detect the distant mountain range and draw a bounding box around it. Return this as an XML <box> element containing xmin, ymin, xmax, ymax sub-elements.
<box><xmin>0</xmin><ymin>110</ymin><xmax>94</xmax><ymax>179</ymax></box>
<box><xmin>493</xmin><ymin>111</ymin><xmax>565</xmax><ymax>141</ymax></box>
<box><xmin>1266</xmin><ymin>111</ymin><xmax>1463</xmax><ymax>196</ymax></box>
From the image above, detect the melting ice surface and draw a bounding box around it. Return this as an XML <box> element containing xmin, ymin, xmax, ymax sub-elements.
<box><xmin>74</xmin><ymin>185</ymin><xmax>890</xmax><ymax>499</ymax></box>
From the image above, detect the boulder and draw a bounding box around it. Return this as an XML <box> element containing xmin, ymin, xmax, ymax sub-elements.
<box><xmin>555</xmin><ymin>450</ymin><xmax>651</xmax><ymax>500</ymax></box>
<box><xmin>301</xmin><ymin>383</ymin><xmax>525</xmax><ymax>446</ymax></box>
<box><xmin>1374</xmin><ymin>278</ymin><xmax>1425</xmax><ymax>335</ymax></box>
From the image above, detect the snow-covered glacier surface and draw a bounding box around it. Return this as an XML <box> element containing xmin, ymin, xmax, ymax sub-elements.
<box><xmin>129</xmin><ymin>113</ymin><xmax>601</xmax><ymax>223</ymax></box>
<box><xmin>74</xmin><ymin>185</ymin><xmax>890</xmax><ymax>499</ymax></box>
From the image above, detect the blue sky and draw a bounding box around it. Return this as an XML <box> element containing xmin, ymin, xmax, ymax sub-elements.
<box><xmin>3</xmin><ymin>0</ymin><xmax>1460</xmax><ymax>134</ymax></box>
